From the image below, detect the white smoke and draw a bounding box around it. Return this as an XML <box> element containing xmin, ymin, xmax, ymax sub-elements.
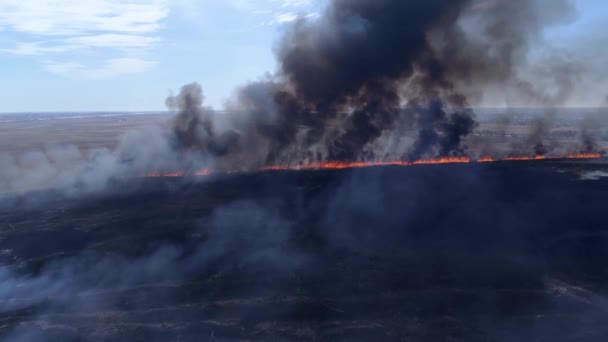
<box><xmin>0</xmin><ymin>124</ymin><xmax>212</xmax><ymax>198</ymax></box>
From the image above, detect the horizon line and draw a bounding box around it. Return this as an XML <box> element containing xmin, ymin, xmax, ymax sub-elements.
<box><xmin>2</xmin><ymin>106</ymin><xmax>608</xmax><ymax>115</ymax></box>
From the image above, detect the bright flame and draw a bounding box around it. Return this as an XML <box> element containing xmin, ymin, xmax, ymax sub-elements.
<box><xmin>567</xmin><ymin>153</ymin><xmax>602</xmax><ymax>159</ymax></box>
<box><xmin>503</xmin><ymin>155</ymin><xmax>547</xmax><ymax>161</ymax></box>
<box><xmin>194</xmin><ymin>169</ymin><xmax>213</xmax><ymax>176</ymax></box>
<box><xmin>477</xmin><ymin>157</ymin><xmax>496</xmax><ymax>163</ymax></box>
<box><xmin>412</xmin><ymin>157</ymin><xmax>471</xmax><ymax>165</ymax></box>
<box><xmin>264</xmin><ymin>160</ymin><xmax>411</xmax><ymax>171</ymax></box>
<box><xmin>146</xmin><ymin>153</ymin><xmax>602</xmax><ymax>178</ymax></box>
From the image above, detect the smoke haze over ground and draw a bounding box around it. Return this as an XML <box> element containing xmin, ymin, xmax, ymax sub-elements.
<box><xmin>2</xmin><ymin>2</ymin><xmax>608</xmax><ymax>340</ymax></box>
<box><xmin>0</xmin><ymin>0</ymin><xmax>604</xmax><ymax>197</ymax></box>
<box><xmin>2</xmin><ymin>163</ymin><xmax>608</xmax><ymax>340</ymax></box>
<box><xmin>169</xmin><ymin>0</ymin><xmax>593</xmax><ymax>167</ymax></box>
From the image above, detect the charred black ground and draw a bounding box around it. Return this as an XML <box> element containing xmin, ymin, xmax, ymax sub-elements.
<box><xmin>1</xmin><ymin>161</ymin><xmax>608</xmax><ymax>341</ymax></box>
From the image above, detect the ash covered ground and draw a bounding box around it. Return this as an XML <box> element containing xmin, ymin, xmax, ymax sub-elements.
<box><xmin>1</xmin><ymin>161</ymin><xmax>608</xmax><ymax>341</ymax></box>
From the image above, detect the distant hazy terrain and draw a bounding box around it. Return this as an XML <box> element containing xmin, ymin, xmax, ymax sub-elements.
<box><xmin>0</xmin><ymin>112</ymin><xmax>169</xmax><ymax>154</ymax></box>
<box><xmin>1</xmin><ymin>109</ymin><xmax>607</xmax><ymax>157</ymax></box>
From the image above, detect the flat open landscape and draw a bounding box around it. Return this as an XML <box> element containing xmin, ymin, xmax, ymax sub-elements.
<box><xmin>1</xmin><ymin>111</ymin><xmax>606</xmax><ymax>157</ymax></box>
<box><xmin>0</xmin><ymin>113</ymin><xmax>169</xmax><ymax>154</ymax></box>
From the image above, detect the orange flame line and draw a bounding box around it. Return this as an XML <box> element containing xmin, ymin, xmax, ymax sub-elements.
<box><xmin>503</xmin><ymin>155</ymin><xmax>547</xmax><ymax>161</ymax></box>
<box><xmin>567</xmin><ymin>153</ymin><xmax>603</xmax><ymax>159</ymax></box>
<box><xmin>146</xmin><ymin>153</ymin><xmax>602</xmax><ymax>178</ymax></box>
<box><xmin>411</xmin><ymin>157</ymin><xmax>471</xmax><ymax>165</ymax></box>
<box><xmin>477</xmin><ymin>157</ymin><xmax>496</xmax><ymax>163</ymax></box>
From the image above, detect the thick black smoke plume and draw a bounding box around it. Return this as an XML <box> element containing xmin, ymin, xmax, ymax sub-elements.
<box><xmin>3</xmin><ymin>0</ymin><xmax>578</xmax><ymax>199</ymax></box>
<box><xmin>166</xmin><ymin>83</ymin><xmax>240</xmax><ymax>156</ymax></box>
<box><xmin>1</xmin><ymin>0</ymin><xmax>580</xmax><ymax>198</ymax></box>
<box><xmin>163</xmin><ymin>0</ymin><xmax>575</xmax><ymax>166</ymax></box>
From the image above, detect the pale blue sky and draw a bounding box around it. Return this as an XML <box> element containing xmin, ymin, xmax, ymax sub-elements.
<box><xmin>0</xmin><ymin>0</ymin><xmax>605</xmax><ymax>112</ymax></box>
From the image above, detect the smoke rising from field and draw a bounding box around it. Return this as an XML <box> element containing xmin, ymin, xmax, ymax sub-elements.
<box><xmin>166</xmin><ymin>83</ymin><xmax>240</xmax><ymax>156</ymax></box>
<box><xmin>3</xmin><ymin>164</ymin><xmax>608</xmax><ymax>340</ymax></box>
<box><xmin>0</xmin><ymin>0</ymin><xmax>599</xmax><ymax>198</ymax></box>
<box><xmin>2</xmin><ymin>1</ymin><xmax>608</xmax><ymax>339</ymax></box>
<box><xmin>175</xmin><ymin>0</ymin><xmax>584</xmax><ymax>165</ymax></box>
<box><xmin>0</xmin><ymin>200</ymin><xmax>306</xmax><ymax>341</ymax></box>
<box><xmin>0</xmin><ymin>126</ymin><xmax>210</xmax><ymax>198</ymax></box>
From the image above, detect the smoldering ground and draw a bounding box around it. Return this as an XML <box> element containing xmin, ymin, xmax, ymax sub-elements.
<box><xmin>0</xmin><ymin>198</ymin><xmax>309</xmax><ymax>341</ymax></box>
<box><xmin>2</xmin><ymin>163</ymin><xmax>608</xmax><ymax>341</ymax></box>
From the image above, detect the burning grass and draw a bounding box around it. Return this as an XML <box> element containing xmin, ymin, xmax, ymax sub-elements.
<box><xmin>147</xmin><ymin>153</ymin><xmax>603</xmax><ymax>178</ymax></box>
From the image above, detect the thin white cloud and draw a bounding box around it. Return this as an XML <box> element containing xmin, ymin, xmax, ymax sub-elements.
<box><xmin>66</xmin><ymin>34</ymin><xmax>162</xmax><ymax>49</ymax></box>
<box><xmin>169</xmin><ymin>0</ymin><xmax>323</xmax><ymax>30</ymax></box>
<box><xmin>227</xmin><ymin>0</ymin><xmax>316</xmax><ymax>11</ymax></box>
<box><xmin>270</xmin><ymin>11</ymin><xmax>319</xmax><ymax>25</ymax></box>
<box><xmin>44</xmin><ymin>58</ymin><xmax>158</xmax><ymax>80</ymax></box>
<box><xmin>5</xmin><ymin>35</ymin><xmax>161</xmax><ymax>56</ymax></box>
<box><xmin>0</xmin><ymin>0</ymin><xmax>168</xmax><ymax>78</ymax></box>
<box><xmin>278</xmin><ymin>0</ymin><xmax>316</xmax><ymax>8</ymax></box>
<box><xmin>266</xmin><ymin>0</ymin><xmax>322</xmax><ymax>26</ymax></box>
<box><xmin>2</xmin><ymin>0</ymin><xmax>321</xmax><ymax>80</ymax></box>
<box><xmin>0</xmin><ymin>0</ymin><xmax>169</xmax><ymax>36</ymax></box>
<box><xmin>4</xmin><ymin>42</ymin><xmax>71</xmax><ymax>55</ymax></box>
<box><xmin>275</xmin><ymin>12</ymin><xmax>299</xmax><ymax>23</ymax></box>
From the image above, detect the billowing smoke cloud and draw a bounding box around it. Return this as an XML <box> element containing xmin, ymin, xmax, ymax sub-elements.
<box><xmin>166</xmin><ymin>83</ymin><xmax>240</xmax><ymax>156</ymax></box>
<box><xmin>0</xmin><ymin>0</ymin><xmax>592</xmax><ymax>198</ymax></box>
<box><xmin>407</xmin><ymin>99</ymin><xmax>476</xmax><ymax>160</ymax></box>
<box><xmin>506</xmin><ymin>55</ymin><xmax>585</xmax><ymax>156</ymax></box>
<box><xmin>579</xmin><ymin>116</ymin><xmax>599</xmax><ymax>154</ymax></box>
<box><xmin>198</xmin><ymin>0</ymin><xmax>582</xmax><ymax>165</ymax></box>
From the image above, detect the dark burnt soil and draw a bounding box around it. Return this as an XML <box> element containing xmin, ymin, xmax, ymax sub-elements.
<box><xmin>1</xmin><ymin>161</ymin><xmax>608</xmax><ymax>341</ymax></box>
